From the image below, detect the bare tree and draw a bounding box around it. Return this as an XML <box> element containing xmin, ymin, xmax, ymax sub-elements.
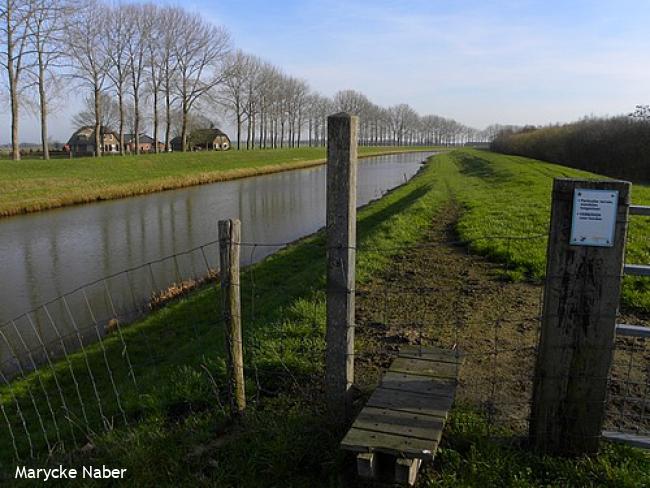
<box><xmin>66</xmin><ymin>0</ymin><xmax>111</xmax><ymax>157</ymax></box>
<box><xmin>310</xmin><ymin>94</ymin><xmax>334</xmax><ymax>146</ymax></box>
<box><xmin>387</xmin><ymin>104</ymin><xmax>418</xmax><ymax>145</ymax></box>
<box><xmin>105</xmin><ymin>3</ymin><xmax>130</xmax><ymax>155</ymax></box>
<box><xmin>172</xmin><ymin>10</ymin><xmax>230</xmax><ymax>151</ymax></box>
<box><xmin>219</xmin><ymin>50</ymin><xmax>252</xmax><ymax>150</ymax></box>
<box><xmin>258</xmin><ymin>64</ymin><xmax>282</xmax><ymax>148</ymax></box>
<box><xmin>168</xmin><ymin>106</ymin><xmax>216</xmax><ymax>139</ymax></box>
<box><xmin>159</xmin><ymin>6</ymin><xmax>179</xmax><ymax>152</ymax></box>
<box><xmin>124</xmin><ymin>3</ymin><xmax>148</xmax><ymax>154</ymax></box>
<box><xmin>333</xmin><ymin>90</ymin><xmax>373</xmax><ymax>144</ymax></box>
<box><xmin>255</xmin><ymin>62</ymin><xmax>280</xmax><ymax>148</ymax></box>
<box><xmin>242</xmin><ymin>55</ymin><xmax>264</xmax><ymax>149</ymax></box>
<box><xmin>286</xmin><ymin>77</ymin><xmax>308</xmax><ymax>148</ymax></box>
<box><xmin>333</xmin><ymin>89</ymin><xmax>369</xmax><ymax>115</ymax></box>
<box><xmin>1</xmin><ymin>0</ymin><xmax>36</xmax><ymax>160</ymax></box>
<box><xmin>142</xmin><ymin>3</ymin><xmax>163</xmax><ymax>153</ymax></box>
<box><xmin>72</xmin><ymin>91</ymin><xmax>119</xmax><ymax>130</ymax></box>
<box><xmin>27</xmin><ymin>0</ymin><xmax>70</xmax><ymax>159</ymax></box>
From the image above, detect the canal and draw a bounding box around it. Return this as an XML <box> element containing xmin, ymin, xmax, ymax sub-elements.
<box><xmin>0</xmin><ymin>151</ymin><xmax>437</xmax><ymax>374</ymax></box>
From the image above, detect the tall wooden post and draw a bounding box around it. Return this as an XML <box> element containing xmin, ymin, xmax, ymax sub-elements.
<box><xmin>530</xmin><ymin>179</ymin><xmax>630</xmax><ymax>454</ymax></box>
<box><xmin>219</xmin><ymin>219</ymin><xmax>246</xmax><ymax>418</ymax></box>
<box><xmin>325</xmin><ymin>113</ymin><xmax>358</xmax><ymax>420</ymax></box>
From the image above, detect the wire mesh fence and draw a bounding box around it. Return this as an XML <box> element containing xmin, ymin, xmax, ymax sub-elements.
<box><xmin>0</xmin><ymin>233</ymin><xmax>314</xmax><ymax>466</ymax></box>
<box><xmin>0</xmin><ymin>228</ymin><xmax>648</xmax><ymax>467</ymax></box>
<box><xmin>607</xmin><ymin>333</ymin><xmax>650</xmax><ymax>436</ymax></box>
<box><xmin>0</xmin><ymin>239</ymin><xmax>222</xmax><ymax>378</ymax></box>
<box><xmin>0</xmin><ymin>239</ymin><xmax>225</xmax><ymax>463</ymax></box>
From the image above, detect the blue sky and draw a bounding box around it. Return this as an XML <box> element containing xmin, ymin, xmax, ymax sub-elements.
<box><xmin>3</xmin><ymin>0</ymin><xmax>650</xmax><ymax>142</ymax></box>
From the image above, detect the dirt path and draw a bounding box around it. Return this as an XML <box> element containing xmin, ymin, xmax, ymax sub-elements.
<box><xmin>355</xmin><ymin>203</ymin><xmax>544</xmax><ymax>432</ymax></box>
<box><xmin>354</xmin><ymin>202</ymin><xmax>650</xmax><ymax>439</ymax></box>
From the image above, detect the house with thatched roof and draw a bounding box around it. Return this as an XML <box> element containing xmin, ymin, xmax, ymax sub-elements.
<box><xmin>170</xmin><ymin>128</ymin><xmax>231</xmax><ymax>152</ymax></box>
<box><xmin>66</xmin><ymin>126</ymin><xmax>120</xmax><ymax>156</ymax></box>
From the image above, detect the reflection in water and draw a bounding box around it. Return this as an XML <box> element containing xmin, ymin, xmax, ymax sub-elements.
<box><xmin>0</xmin><ymin>152</ymin><xmax>436</xmax><ymax>374</ymax></box>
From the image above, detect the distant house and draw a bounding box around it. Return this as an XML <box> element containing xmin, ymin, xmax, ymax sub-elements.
<box><xmin>66</xmin><ymin>126</ymin><xmax>120</xmax><ymax>156</ymax></box>
<box><xmin>123</xmin><ymin>134</ymin><xmax>164</xmax><ymax>153</ymax></box>
<box><xmin>170</xmin><ymin>128</ymin><xmax>231</xmax><ymax>152</ymax></box>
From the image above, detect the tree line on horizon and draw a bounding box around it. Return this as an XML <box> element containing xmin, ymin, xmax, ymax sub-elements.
<box><xmin>1</xmin><ymin>0</ymin><xmax>499</xmax><ymax>161</ymax></box>
<box><xmin>490</xmin><ymin>114</ymin><xmax>650</xmax><ymax>182</ymax></box>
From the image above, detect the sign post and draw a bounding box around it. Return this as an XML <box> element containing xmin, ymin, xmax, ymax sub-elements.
<box><xmin>570</xmin><ymin>189</ymin><xmax>619</xmax><ymax>247</ymax></box>
<box><xmin>530</xmin><ymin>178</ymin><xmax>630</xmax><ymax>455</ymax></box>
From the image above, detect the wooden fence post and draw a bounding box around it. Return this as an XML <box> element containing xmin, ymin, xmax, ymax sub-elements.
<box><xmin>530</xmin><ymin>178</ymin><xmax>630</xmax><ymax>455</ymax></box>
<box><xmin>218</xmin><ymin>218</ymin><xmax>246</xmax><ymax>418</ymax></box>
<box><xmin>325</xmin><ymin>113</ymin><xmax>358</xmax><ymax>420</ymax></box>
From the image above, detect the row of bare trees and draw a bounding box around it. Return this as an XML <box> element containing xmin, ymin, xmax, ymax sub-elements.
<box><xmin>1</xmin><ymin>0</ymin><xmax>71</xmax><ymax>160</ymax></box>
<box><xmin>2</xmin><ymin>0</ymin><xmax>492</xmax><ymax>161</ymax></box>
<box><xmin>1</xmin><ymin>0</ymin><xmax>230</xmax><ymax>159</ymax></box>
<box><xmin>64</xmin><ymin>1</ymin><xmax>229</xmax><ymax>157</ymax></box>
<box><xmin>215</xmin><ymin>58</ymin><xmax>492</xmax><ymax>151</ymax></box>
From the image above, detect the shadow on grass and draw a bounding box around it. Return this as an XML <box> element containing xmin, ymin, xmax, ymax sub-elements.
<box><xmin>454</xmin><ymin>151</ymin><xmax>506</xmax><ymax>181</ymax></box>
<box><xmin>357</xmin><ymin>184</ymin><xmax>432</xmax><ymax>238</ymax></box>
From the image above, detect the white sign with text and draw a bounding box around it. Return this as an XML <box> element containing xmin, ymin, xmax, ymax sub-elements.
<box><xmin>570</xmin><ymin>189</ymin><xmax>618</xmax><ymax>247</ymax></box>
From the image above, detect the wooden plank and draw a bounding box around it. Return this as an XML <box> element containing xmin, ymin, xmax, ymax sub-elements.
<box><xmin>340</xmin><ymin>345</ymin><xmax>461</xmax><ymax>479</ymax></box>
<box><xmin>381</xmin><ymin>371</ymin><xmax>456</xmax><ymax>396</ymax></box>
<box><xmin>399</xmin><ymin>346</ymin><xmax>463</xmax><ymax>364</ymax></box>
<box><xmin>352</xmin><ymin>407</ymin><xmax>444</xmax><ymax>442</ymax></box>
<box><xmin>390</xmin><ymin>356</ymin><xmax>460</xmax><ymax>380</ymax></box>
<box><xmin>366</xmin><ymin>387</ymin><xmax>453</xmax><ymax>418</ymax></box>
<box><xmin>341</xmin><ymin>428</ymin><xmax>436</xmax><ymax>460</ymax></box>
<box><xmin>602</xmin><ymin>431</ymin><xmax>650</xmax><ymax>449</ymax></box>
<box><xmin>395</xmin><ymin>458</ymin><xmax>421</xmax><ymax>486</ymax></box>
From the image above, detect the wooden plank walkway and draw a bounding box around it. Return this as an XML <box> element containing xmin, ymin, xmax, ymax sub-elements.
<box><xmin>341</xmin><ymin>345</ymin><xmax>462</xmax><ymax>485</ymax></box>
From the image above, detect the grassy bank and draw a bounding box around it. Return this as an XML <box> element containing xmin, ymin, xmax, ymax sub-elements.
<box><xmin>1</xmin><ymin>149</ymin><xmax>649</xmax><ymax>486</ymax></box>
<box><xmin>0</xmin><ymin>146</ymin><xmax>442</xmax><ymax>218</ymax></box>
<box><xmin>441</xmin><ymin>149</ymin><xmax>650</xmax><ymax>310</ymax></box>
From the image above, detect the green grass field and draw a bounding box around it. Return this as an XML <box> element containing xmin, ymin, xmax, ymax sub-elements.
<box><xmin>1</xmin><ymin>149</ymin><xmax>649</xmax><ymax>486</ymax></box>
<box><xmin>443</xmin><ymin>150</ymin><xmax>650</xmax><ymax>310</ymax></box>
<box><xmin>0</xmin><ymin>146</ymin><xmax>442</xmax><ymax>217</ymax></box>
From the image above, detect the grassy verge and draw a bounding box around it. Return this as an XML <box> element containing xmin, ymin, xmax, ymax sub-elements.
<box><xmin>1</xmin><ymin>149</ymin><xmax>649</xmax><ymax>486</ymax></box>
<box><xmin>440</xmin><ymin>149</ymin><xmax>650</xmax><ymax>310</ymax></box>
<box><xmin>0</xmin><ymin>146</ymin><xmax>443</xmax><ymax>217</ymax></box>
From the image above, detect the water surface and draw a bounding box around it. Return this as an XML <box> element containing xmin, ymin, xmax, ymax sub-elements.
<box><xmin>0</xmin><ymin>151</ymin><xmax>436</xmax><ymax>373</ymax></box>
